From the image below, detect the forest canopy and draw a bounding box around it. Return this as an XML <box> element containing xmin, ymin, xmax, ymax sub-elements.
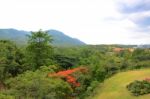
<box><xmin>0</xmin><ymin>30</ymin><xmax>150</xmax><ymax>99</ymax></box>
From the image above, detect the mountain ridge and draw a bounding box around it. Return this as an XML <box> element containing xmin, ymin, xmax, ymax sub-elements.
<box><xmin>0</xmin><ymin>28</ymin><xmax>85</xmax><ymax>46</ymax></box>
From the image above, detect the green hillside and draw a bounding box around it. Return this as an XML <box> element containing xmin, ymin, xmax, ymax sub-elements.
<box><xmin>0</xmin><ymin>29</ymin><xmax>85</xmax><ymax>46</ymax></box>
<box><xmin>93</xmin><ymin>69</ymin><xmax>150</xmax><ymax>99</ymax></box>
<box><xmin>47</xmin><ymin>29</ymin><xmax>85</xmax><ymax>46</ymax></box>
<box><xmin>0</xmin><ymin>29</ymin><xmax>28</xmax><ymax>45</ymax></box>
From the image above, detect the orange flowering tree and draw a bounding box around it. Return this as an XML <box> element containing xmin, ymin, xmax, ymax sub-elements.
<box><xmin>47</xmin><ymin>67</ymin><xmax>88</xmax><ymax>87</ymax></box>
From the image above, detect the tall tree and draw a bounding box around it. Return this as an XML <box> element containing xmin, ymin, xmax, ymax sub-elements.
<box><xmin>26</xmin><ymin>30</ymin><xmax>53</xmax><ymax>70</ymax></box>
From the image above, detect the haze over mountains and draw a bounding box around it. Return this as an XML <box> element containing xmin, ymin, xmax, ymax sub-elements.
<box><xmin>0</xmin><ymin>29</ymin><xmax>85</xmax><ymax>46</ymax></box>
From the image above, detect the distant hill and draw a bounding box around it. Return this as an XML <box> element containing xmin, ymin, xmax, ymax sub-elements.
<box><xmin>0</xmin><ymin>29</ymin><xmax>85</xmax><ymax>46</ymax></box>
<box><xmin>137</xmin><ymin>45</ymin><xmax>150</xmax><ymax>48</ymax></box>
<box><xmin>47</xmin><ymin>29</ymin><xmax>85</xmax><ymax>46</ymax></box>
<box><xmin>0</xmin><ymin>29</ymin><xmax>28</xmax><ymax>45</ymax></box>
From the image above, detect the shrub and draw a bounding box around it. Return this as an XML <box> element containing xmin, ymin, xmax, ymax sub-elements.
<box><xmin>0</xmin><ymin>92</ymin><xmax>13</xmax><ymax>99</ymax></box>
<box><xmin>127</xmin><ymin>80</ymin><xmax>150</xmax><ymax>96</ymax></box>
<box><xmin>4</xmin><ymin>66</ymin><xmax>73</xmax><ymax>99</ymax></box>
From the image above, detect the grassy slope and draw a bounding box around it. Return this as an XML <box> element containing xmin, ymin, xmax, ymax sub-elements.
<box><xmin>93</xmin><ymin>69</ymin><xmax>150</xmax><ymax>99</ymax></box>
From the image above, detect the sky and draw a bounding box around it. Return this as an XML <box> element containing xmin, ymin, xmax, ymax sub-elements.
<box><xmin>0</xmin><ymin>0</ymin><xmax>150</xmax><ymax>44</ymax></box>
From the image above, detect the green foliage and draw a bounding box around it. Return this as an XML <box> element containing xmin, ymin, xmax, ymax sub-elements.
<box><xmin>53</xmin><ymin>54</ymin><xmax>78</xmax><ymax>70</ymax></box>
<box><xmin>26</xmin><ymin>30</ymin><xmax>53</xmax><ymax>69</ymax></box>
<box><xmin>132</xmin><ymin>49</ymin><xmax>150</xmax><ymax>61</ymax></box>
<box><xmin>127</xmin><ymin>80</ymin><xmax>150</xmax><ymax>96</ymax></box>
<box><xmin>44</xmin><ymin>45</ymin><xmax>150</xmax><ymax>98</ymax></box>
<box><xmin>0</xmin><ymin>93</ymin><xmax>13</xmax><ymax>99</ymax></box>
<box><xmin>1</xmin><ymin>39</ymin><xmax>150</xmax><ymax>99</ymax></box>
<box><xmin>4</xmin><ymin>66</ymin><xmax>73</xmax><ymax>99</ymax></box>
<box><xmin>0</xmin><ymin>40</ymin><xmax>24</xmax><ymax>80</ymax></box>
<box><xmin>72</xmin><ymin>70</ymin><xmax>92</xmax><ymax>96</ymax></box>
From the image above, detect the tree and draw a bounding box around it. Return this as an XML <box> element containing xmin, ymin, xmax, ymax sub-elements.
<box><xmin>53</xmin><ymin>54</ymin><xmax>78</xmax><ymax>70</ymax></box>
<box><xmin>5</xmin><ymin>66</ymin><xmax>73</xmax><ymax>99</ymax></box>
<box><xmin>0</xmin><ymin>40</ymin><xmax>24</xmax><ymax>80</ymax></box>
<box><xmin>26</xmin><ymin>30</ymin><xmax>53</xmax><ymax>70</ymax></box>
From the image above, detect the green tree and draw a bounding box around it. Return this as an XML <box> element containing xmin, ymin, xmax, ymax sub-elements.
<box><xmin>5</xmin><ymin>66</ymin><xmax>73</xmax><ymax>99</ymax></box>
<box><xmin>26</xmin><ymin>30</ymin><xmax>53</xmax><ymax>70</ymax></box>
<box><xmin>0</xmin><ymin>40</ymin><xmax>24</xmax><ymax>80</ymax></box>
<box><xmin>53</xmin><ymin>54</ymin><xmax>78</xmax><ymax>70</ymax></box>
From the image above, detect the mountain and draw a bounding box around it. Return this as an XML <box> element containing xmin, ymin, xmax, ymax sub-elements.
<box><xmin>0</xmin><ymin>29</ymin><xmax>85</xmax><ymax>46</ymax></box>
<box><xmin>0</xmin><ymin>29</ymin><xmax>28</xmax><ymax>45</ymax></box>
<box><xmin>47</xmin><ymin>29</ymin><xmax>85</xmax><ymax>46</ymax></box>
<box><xmin>137</xmin><ymin>44</ymin><xmax>150</xmax><ymax>48</ymax></box>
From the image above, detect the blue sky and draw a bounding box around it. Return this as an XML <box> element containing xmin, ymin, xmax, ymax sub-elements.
<box><xmin>0</xmin><ymin>0</ymin><xmax>150</xmax><ymax>44</ymax></box>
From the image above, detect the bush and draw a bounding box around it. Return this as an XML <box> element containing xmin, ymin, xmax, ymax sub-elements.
<box><xmin>0</xmin><ymin>93</ymin><xmax>13</xmax><ymax>99</ymax></box>
<box><xmin>4</xmin><ymin>66</ymin><xmax>73</xmax><ymax>99</ymax></box>
<box><xmin>127</xmin><ymin>80</ymin><xmax>150</xmax><ymax>96</ymax></box>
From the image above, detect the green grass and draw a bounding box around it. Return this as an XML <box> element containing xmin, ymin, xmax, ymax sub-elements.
<box><xmin>93</xmin><ymin>69</ymin><xmax>150</xmax><ymax>99</ymax></box>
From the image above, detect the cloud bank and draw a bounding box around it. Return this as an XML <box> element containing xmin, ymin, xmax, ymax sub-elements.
<box><xmin>0</xmin><ymin>0</ymin><xmax>149</xmax><ymax>44</ymax></box>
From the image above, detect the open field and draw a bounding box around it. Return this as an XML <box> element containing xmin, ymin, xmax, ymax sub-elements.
<box><xmin>93</xmin><ymin>69</ymin><xmax>150</xmax><ymax>99</ymax></box>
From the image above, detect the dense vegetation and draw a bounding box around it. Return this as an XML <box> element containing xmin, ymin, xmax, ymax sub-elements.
<box><xmin>127</xmin><ymin>80</ymin><xmax>150</xmax><ymax>96</ymax></box>
<box><xmin>0</xmin><ymin>30</ymin><xmax>150</xmax><ymax>99</ymax></box>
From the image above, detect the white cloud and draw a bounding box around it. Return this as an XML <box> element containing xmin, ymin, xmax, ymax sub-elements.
<box><xmin>0</xmin><ymin>0</ymin><xmax>149</xmax><ymax>44</ymax></box>
<box><xmin>127</xmin><ymin>11</ymin><xmax>150</xmax><ymax>24</ymax></box>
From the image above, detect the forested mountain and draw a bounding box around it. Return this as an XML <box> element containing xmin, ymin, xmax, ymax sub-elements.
<box><xmin>47</xmin><ymin>29</ymin><xmax>85</xmax><ymax>46</ymax></box>
<box><xmin>0</xmin><ymin>29</ymin><xmax>28</xmax><ymax>44</ymax></box>
<box><xmin>0</xmin><ymin>28</ymin><xmax>85</xmax><ymax>45</ymax></box>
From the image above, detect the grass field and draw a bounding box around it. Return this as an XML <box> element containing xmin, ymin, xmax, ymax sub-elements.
<box><xmin>93</xmin><ymin>69</ymin><xmax>150</xmax><ymax>99</ymax></box>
